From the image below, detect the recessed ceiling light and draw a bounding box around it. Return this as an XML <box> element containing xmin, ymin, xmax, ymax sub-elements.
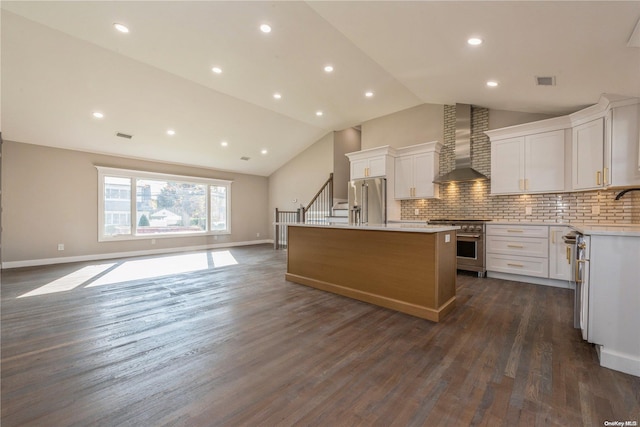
<box><xmin>167</xmin><ymin>129</ymin><xmax>175</xmax><ymax>136</ymax></box>
<box><xmin>221</xmin><ymin>141</ymin><xmax>228</xmax><ymax>147</ymax></box>
<box><xmin>92</xmin><ymin>112</ymin><xmax>104</xmax><ymax>119</ymax></box>
<box><xmin>316</xmin><ymin>111</ymin><xmax>324</xmax><ymax>117</ymax></box>
<box><xmin>324</xmin><ymin>65</ymin><xmax>334</xmax><ymax>73</ymax></box>
<box><xmin>365</xmin><ymin>91</ymin><xmax>374</xmax><ymax>98</ymax></box>
<box><xmin>212</xmin><ymin>67</ymin><xmax>222</xmax><ymax>74</ymax></box>
<box><xmin>273</xmin><ymin>93</ymin><xmax>282</xmax><ymax>99</ymax></box>
<box><xmin>260</xmin><ymin>24</ymin><xmax>272</xmax><ymax>33</ymax></box>
<box><xmin>467</xmin><ymin>37</ymin><xmax>483</xmax><ymax>46</ymax></box>
<box><xmin>486</xmin><ymin>80</ymin><xmax>499</xmax><ymax>87</ymax></box>
<box><xmin>261</xmin><ymin>149</ymin><xmax>268</xmax><ymax>155</ymax></box>
<box><xmin>113</xmin><ymin>23</ymin><xmax>129</xmax><ymax>33</ymax></box>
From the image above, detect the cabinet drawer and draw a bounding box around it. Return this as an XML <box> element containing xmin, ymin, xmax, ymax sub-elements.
<box><xmin>486</xmin><ymin>254</ymin><xmax>549</xmax><ymax>278</ymax></box>
<box><xmin>487</xmin><ymin>224</ymin><xmax>548</xmax><ymax>238</ymax></box>
<box><xmin>486</xmin><ymin>236</ymin><xmax>549</xmax><ymax>258</ymax></box>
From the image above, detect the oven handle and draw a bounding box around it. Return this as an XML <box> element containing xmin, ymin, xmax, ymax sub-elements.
<box><xmin>457</xmin><ymin>234</ymin><xmax>481</xmax><ymax>238</ymax></box>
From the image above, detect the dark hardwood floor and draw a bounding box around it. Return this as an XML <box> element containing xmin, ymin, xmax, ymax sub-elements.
<box><xmin>2</xmin><ymin>244</ymin><xmax>639</xmax><ymax>426</ymax></box>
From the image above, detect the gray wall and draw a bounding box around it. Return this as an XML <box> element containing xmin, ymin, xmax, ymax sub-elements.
<box><xmin>2</xmin><ymin>141</ymin><xmax>269</xmax><ymax>265</ymax></box>
<box><xmin>333</xmin><ymin>128</ymin><xmax>361</xmax><ymax>201</ymax></box>
<box><xmin>361</xmin><ymin>103</ymin><xmax>444</xmax><ymax>150</ymax></box>
<box><xmin>267</xmin><ymin>132</ymin><xmax>334</xmax><ymax>236</ymax></box>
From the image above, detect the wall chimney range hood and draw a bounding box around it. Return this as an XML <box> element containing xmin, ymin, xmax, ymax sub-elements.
<box><xmin>433</xmin><ymin>103</ymin><xmax>489</xmax><ymax>183</ymax></box>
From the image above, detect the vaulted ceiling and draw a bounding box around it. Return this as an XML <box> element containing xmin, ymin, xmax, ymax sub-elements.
<box><xmin>2</xmin><ymin>1</ymin><xmax>639</xmax><ymax>176</ymax></box>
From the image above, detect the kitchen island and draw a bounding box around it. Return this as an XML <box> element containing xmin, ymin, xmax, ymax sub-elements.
<box><xmin>283</xmin><ymin>223</ymin><xmax>459</xmax><ymax>322</ymax></box>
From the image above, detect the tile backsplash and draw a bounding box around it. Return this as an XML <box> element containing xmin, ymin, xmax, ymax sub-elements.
<box><xmin>400</xmin><ymin>104</ymin><xmax>640</xmax><ymax>224</ymax></box>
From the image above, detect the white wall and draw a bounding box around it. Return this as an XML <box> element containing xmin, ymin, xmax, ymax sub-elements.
<box><xmin>489</xmin><ymin>109</ymin><xmax>559</xmax><ymax>130</ymax></box>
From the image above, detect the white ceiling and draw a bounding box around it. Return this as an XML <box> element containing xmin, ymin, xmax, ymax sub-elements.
<box><xmin>2</xmin><ymin>1</ymin><xmax>639</xmax><ymax>176</ymax></box>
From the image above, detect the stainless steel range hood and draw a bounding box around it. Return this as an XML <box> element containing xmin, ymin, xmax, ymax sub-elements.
<box><xmin>433</xmin><ymin>103</ymin><xmax>489</xmax><ymax>183</ymax></box>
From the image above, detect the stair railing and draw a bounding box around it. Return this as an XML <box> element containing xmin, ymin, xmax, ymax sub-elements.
<box><xmin>303</xmin><ymin>173</ymin><xmax>333</xmax><ymax>224</ymax></box>
<box><xmin>274</xmin><ymin>173</ymin><xmax>334</xmax><ymax>249</ymax></box>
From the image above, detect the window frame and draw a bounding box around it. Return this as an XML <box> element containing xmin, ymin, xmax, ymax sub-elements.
<box><xmin>97</xmin><ymin>166</ymin><xmax>232</xmax><ymax>242</ymax></box>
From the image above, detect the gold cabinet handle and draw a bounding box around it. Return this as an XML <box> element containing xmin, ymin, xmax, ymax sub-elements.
<box><xmin>551</xmin><ymin>232</ymin><xmax>556</xmax><ymax>244</ymax></box>
<box><xmin>566</xmin><ymin>246</ymin><xmax>571</xmax><ymax>263</ymax></box>
<box><xmin>507</xmin><ymin>244</ymin><xmax>524</xmax><ymax>248</ymax></box>
<box><xmin>519</xmin><ymin>179</ymin><xmax>524</xmax><ymax>191</ymax></box>
<box><xmin>507</xmin><ymin>263</ymin><xmax>524</xmax><ymax>267</ymax></box>
<box><xmin>507</xmin><ymin>229</ymin><xmax>524</xmax><ymax>233</ymax></box>
<box><xmin>596</xmin><ymin>171</ymin><xmax>601</xmax><ymax>185</ymax></box>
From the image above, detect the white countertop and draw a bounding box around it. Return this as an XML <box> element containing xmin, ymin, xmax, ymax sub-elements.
<box><xmin>277</xmin><ymin>222</ymin><xmax>459</xmax><ymax>233</ymax></box>
<box><xmin>569</xmin><ymin>224</ymin><xmax>640</xmax><ymax>237</ymax></box>
<box><xmin>488</xmin><ymin>221</ymin><xmax>640</xmax><ymax>237</ymax></box>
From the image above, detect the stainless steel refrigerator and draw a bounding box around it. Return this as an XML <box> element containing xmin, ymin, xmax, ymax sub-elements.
<box><xmin>348</xmin><ymin>178</ymin><xmax>387</xmax><ymax>225</ymax></box>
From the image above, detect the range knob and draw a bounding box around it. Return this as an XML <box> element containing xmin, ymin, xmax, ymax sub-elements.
<box><xmin>461</xmin><ymin>225</ymin><xmax>468</xmax><ymax>231</ymax></box>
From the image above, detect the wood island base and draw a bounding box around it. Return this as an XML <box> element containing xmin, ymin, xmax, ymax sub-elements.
<box><xmin>284</xmin><ymin>225</ymin><xmax>458</xmax><ymax>322</ymax></box>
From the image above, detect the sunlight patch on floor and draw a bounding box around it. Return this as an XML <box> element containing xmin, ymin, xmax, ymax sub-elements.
<box><xmin>18</xmin><ymin>263</ymin><xmax>117</xmax><ymax>298</ymax></box>
<box><xmin>17</xmin><ymin>251</ymin><xmax>239</xmax><ymax>297</ymax></box>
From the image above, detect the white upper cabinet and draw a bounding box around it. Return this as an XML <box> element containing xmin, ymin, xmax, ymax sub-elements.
<box><xmin>490</xmin><ymin>130</ymin><xmax>565</xmax><ymax>195</ymax></box>
<box><xmin>394</xmin><ymin>142</ymin><xmax>441</xmax><ymax>199</ymax></box>
<box><xmin>346</xmin><ymin>146</ymin><xmax>395</xmax><ymax>180</ymax></box>
<box><xmin>490</xmin><ymin>137</ymin><xmax>525</xmax><ymax>194</ymax></box>
<box><xmin>607</xmin><ymin>103</ymin><xmax>640</xmax><ymax>186</ymax></box>
<box><xmin>487</xmin><ymin>94</ymin><xmax>640</xmax><ymax>194</ymax></box>
<box><xmin>572</xmin><ymin>118</ymin><xmax>605</xmax><ymax>190</ymax></box>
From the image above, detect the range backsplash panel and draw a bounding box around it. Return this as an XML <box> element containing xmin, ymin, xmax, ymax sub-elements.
<box><xmin>401</xmin><ymin>105</ymin><xmax>640</xmax><ymax>224</ymax></box>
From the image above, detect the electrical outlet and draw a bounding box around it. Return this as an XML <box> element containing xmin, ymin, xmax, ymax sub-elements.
<box><xmin>57</xmin><ymin>243</ymin><xmax>64</xmax><ymax>251</ymax></box>
<box><xmin>414</xmin><ymin>208</ymin><xmax>420</xmax><ymax>215</ymax></box>
<box><xmin>151</xmin><ymin>239</ymin><xmax>156</xmax><ymax>245</ymax></box>
<box><xmin>445</xmin><ymin>234</ymin><xmax>451</xmax><ymax>243</ymax></box>
<box><xmin>256</xmin><ymin>232</ymin><xmax>260</xmax><ymax>237</ymax></box>
<box><xmin>525</xmin><ymin>206</ymin><xmax>532</xmax><ymax>215</ymax></box>
<box><xmin>214</xmin><ymin>235</ymin><xmax>218</xmax><ymax>240</ymax></box>
<box><xmin>592</xmin><ymin>205</ymin><xmax>600</xmax><ymax>215</ymax></box>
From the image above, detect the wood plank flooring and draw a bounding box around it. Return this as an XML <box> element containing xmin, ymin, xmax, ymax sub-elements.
<box><xmin>2</xmin><ymin>244</ymin><xmax>639</xmax><ymax>426</ymax></box>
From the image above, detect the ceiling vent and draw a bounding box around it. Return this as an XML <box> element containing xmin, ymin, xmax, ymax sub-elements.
<box><xmin>535</xmin><ymin>76</ymin><xmax>556</xmax><ymax>86</ymax></box>
<box><xmin>116</xmin><ymin>132</ymin><xmax>133</xmax><ymax>139</ymax></box>
<box><xmin>240</xmin><ymin>156</ymin><xmax>250</xmax><ymax>161</ymax></box>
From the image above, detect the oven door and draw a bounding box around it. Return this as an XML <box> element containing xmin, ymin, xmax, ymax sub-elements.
<box><xmin>457</xmin><ymin>233</ymin><xmax>481</xmax><ymax>261</ymax></box>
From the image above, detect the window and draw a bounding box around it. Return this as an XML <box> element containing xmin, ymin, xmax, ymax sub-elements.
<box><xmin>97</xmin><ymin>167</ymin><xmax>231</xmax><ymax>241</ymax></box>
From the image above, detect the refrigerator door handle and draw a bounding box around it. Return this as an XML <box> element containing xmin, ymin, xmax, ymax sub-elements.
<box><xmin>363</xmin><ymin>183</ymin><xmax>369</xmax><ymax>224</ymax></box>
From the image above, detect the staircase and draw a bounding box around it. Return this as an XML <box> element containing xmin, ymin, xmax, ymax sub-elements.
<box><xmin>274</xmin><ymin>173</ymin><xmax>348</xmax><ymax>249</ymax></box>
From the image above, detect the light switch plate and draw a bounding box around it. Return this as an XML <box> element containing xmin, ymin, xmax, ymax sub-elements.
<box><xmin>592</xmin><ymin>205</ymin><xmax>600</xmax><ymax>215</ymax></box>
<box><xmin>414</xmin><ymin>208</ymin><xmax>420</xmax><ymax>215</ymax></box>
<box><xmin>445</xmin><ymin>234</ymin><xmax>451</xmax><ymax>243</ymax></box>
<box><xmin>525</xmin><ymin>206</ymin><xmax>532</xmax><ymax>215</ymax></box>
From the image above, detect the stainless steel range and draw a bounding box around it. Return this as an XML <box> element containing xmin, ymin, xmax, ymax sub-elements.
<box><xmin>428</xmin><ymin>219</ymin><xmax>491</xmax><ymax>277</ymax></box>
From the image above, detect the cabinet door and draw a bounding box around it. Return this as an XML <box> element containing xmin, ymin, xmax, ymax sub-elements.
<box><xmin>413</xmin><ymin>152</ymin><xmax>437</xmax><ymax>198</ymax></box>
<box><xmin>572</xmin><ymin>118</ymin><xmax>604</xmax><ymax>190</ymax></box>
<box><xmin>394</xmin><ymin>156</ymin><xmax>413</xmax><ymax>199</ymax></box>
<box><xmin>549</xmin><ymin>226</ymin><xmax>572</xmax><ymax>281</ymax></box>
<box><xmin>491</xmin><ymin>137</ymin><xmax>525</xmax><ymax>194</ymax></box>
<box><xmin>525</xmin><ymin>130</ymin><xmax>565</xmax><ymax>192</ymax></box>
<box><xmin>367</xmin><ymin>156</ymin><xmax>386</xmax><ymax>178</ymax></box>
<box><xmin>350</xmin><ymin>159</ymin><xmax>369</xmax><ymax>180</ymax></box>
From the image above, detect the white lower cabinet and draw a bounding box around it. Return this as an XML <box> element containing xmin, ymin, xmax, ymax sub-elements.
<box><xmin>486</xmin><ymin>224</ymin><xmax>572</xmax><ymax>287</ymax></box>
<box><xmin>486</xmin><ymin>225</ymin><xmax>549</xmax><ymax>278</ymax></box>
<box><xmin>549</xmin><ymin>226</ymin><xmax>572</xmax><ymax>281</ymax></box>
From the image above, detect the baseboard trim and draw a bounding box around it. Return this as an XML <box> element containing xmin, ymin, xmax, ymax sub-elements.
<box><xmin>487</xmin><ymin>271</ymin><xmax>573</xmax><ymax>289</ymax></box>
<box><xmin>1</xmin><ymin>240</ymin><xmax>274</xmax><ymax>269</ymax></box>
<box><xmin>597</xmin><ymin>346</ymin><xmax>640</xmax><ymax>377</ymax></box>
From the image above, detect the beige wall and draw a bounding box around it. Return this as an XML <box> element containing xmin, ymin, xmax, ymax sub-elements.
<box><xmin>1</xmin><ymin>141</ymin><xmax>269</xmax><ymax>265</ymax></box>
<box><xmin>361</xmin><ymin>103</ymin><xmax>444</xmax><ymax>150</ymax></box>
<box><xmin>268</xmin><ymin>132</ymin><xmax>333</xmax><ymax>235</ymax></box>
<box><xmin>333</xmin><ymin>128</ymin><xmax>361</xmax><ymax>201</ymax></box>
<box><xmin>489</xmin><ymin>109</ymin><xmax>559</xmax><ymax>130</ymax></box>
